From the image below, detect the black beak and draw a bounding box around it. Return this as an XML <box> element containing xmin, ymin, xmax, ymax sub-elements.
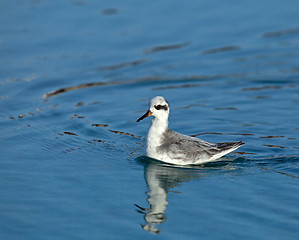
<box><xmin>137</xmin><ymin>110</ymin><xmax>152</xmax><ymax>122</ymax></box>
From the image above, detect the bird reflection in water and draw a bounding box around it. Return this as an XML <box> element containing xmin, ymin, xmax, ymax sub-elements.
<box><xmin>135</xmin><ymin>157</ymin><xmax>207</xmax><ymax>234</ymax></box>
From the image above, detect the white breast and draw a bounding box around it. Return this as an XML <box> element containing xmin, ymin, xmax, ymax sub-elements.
<box><xmin>146</xmin><ymin>118</ymin><xmax>168</xmax><ymax>159</ymax></box>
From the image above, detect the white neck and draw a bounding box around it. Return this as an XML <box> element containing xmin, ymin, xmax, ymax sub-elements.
<box><xmin>146</xmin><ymin>117</ymin><xmax>168</xmax><ymax>155</ymax></box>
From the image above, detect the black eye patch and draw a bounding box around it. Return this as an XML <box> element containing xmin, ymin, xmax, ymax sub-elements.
<box><xmin>154</xmin><ymin>104</ymin><xmax>168</xmax><ymax>111</ymax></box>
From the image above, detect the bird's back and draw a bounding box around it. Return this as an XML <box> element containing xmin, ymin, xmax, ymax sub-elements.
<box><xmin>156</xmin><ymin>129</ymin><xmax>243</xmax><ymax>165</ymax></box>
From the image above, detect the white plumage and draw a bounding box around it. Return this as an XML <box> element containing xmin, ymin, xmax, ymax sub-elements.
<box><xmin>137</xmin><ymin>96</ymin><xmax>244</xmax><ymax>165</ymax></box>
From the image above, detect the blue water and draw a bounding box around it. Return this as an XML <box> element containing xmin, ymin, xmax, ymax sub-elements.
<box><xmin>1</xmin><ymin>0</ymin><xmax>299</xmax><ymax>239</ymax></box>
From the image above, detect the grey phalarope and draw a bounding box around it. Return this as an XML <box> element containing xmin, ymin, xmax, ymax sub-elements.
<box><xmin>137</xmin><ymin>96</ymin><xmax>244</xmax><ymax>165</ymax></box>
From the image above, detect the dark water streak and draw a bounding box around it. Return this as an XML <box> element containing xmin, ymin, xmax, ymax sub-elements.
<box><xmin>1</xmin><ymin>0</ymin><xmax>299</xmax><ymax>239</ymax></box>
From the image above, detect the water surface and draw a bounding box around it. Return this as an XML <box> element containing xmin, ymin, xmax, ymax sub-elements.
<box><xmin>0</xmin><ymin>0</ymin><xmax>299</xmax><ymax>239</ymax></box>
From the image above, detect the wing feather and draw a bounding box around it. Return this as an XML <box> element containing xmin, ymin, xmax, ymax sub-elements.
<box><xmin>157</xmin><ymin>129</ymin><xmax>219</xmax><ymax>162</ymax></box>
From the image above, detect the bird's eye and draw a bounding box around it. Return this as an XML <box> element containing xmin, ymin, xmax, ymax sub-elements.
<box><xmin>154</xmin><ymin>105</ymin><xmax>168</xmax><ymax>111</ymax></box>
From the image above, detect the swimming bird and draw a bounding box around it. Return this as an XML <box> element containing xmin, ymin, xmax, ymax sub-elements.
<box><xmin>137</xmin><ymin>96</ymin><xmax>244</xmax><ymax>165</ymax></box>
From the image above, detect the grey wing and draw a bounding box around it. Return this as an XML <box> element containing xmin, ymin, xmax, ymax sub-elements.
<box><xmin>158</xmin><ymin>130</ymin><xmax>219</xmax><ymax>162</ymax></box>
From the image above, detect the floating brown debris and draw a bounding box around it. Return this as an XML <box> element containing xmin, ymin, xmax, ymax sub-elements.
<box><xmin>260</xmin><ymin>136</ymin><xmax>284</xmax><ymax>139</ymax></box>
<box><xmin>43</xmin><ymin>81</ymin><xmax>115</xmax><ymax>98</ymax></box>
<box><xmin>152</xmin><ymin>84</ymin><xmax>200</xmax><ymax>90</ymax></box>
<box><xmin>242</xmin><ymin>86</ymin><xmax>281</xmax><ymax>91</ymax></box>
<box><xmin>91</xmin><ymin>123</ymin><xmax>109</xmax><ymax>127</ymax></box>
<box><xmin>262</xmin><ymin>27</ymin><xmax>299</xmax><ymax>38</ymax></box>
<box><xmin>71</xmin><ymin>114</ymin><xmax>85</xmax><ymax>119</ymax></box>
<box><xmin>264</xmin><ymin>144</ymin><xmax>286</xmax><ymax>149</ymax></box>
<box><xmin>109</xmin><ymin>130</ymin><xmax>142</xmax><ymax>138</ymax></box>
<box><xmin>202</xmin><ymin>45</ymin><xmax>240</xmax><ymax>54</ymax></box>
<box><xmin>62</xmin><ymin>146</ymin><xmax>81</xmax><ymax>154</ymax></box>
<box><xmin>43</xmin><ymin>73</ymin><xmax>244</xmax><ymax>99</ymax></box>
<box><xmin>214</xmin><ymin>107</ymin><xmax>237</xmax><ymax>110</ymax></box>
<box><xmin>92</xmin><ymin>139</ymin><xmax>105</xmax><ymax>143</ymax></box>
<box><xmin>64</xmin><ymin>131</ymin><xmax>78</xmax><ymax>136</ymax></box>
<box><xmin>144</xmin><ymin>42</ymin><xmax>190</xmax><ymax>53</ymax></box>
<box><xmin>87</xmin><ymin>139</ymin><xmax>106</xmax><ymax>144</ymax></box>
<box><xmin>43</xmin><ymin>78</ymin><xmax>156</xmax><ymax>98</ymax></box>
<box><xmin>97</xmin><ymin>59</ymin><xmax>147</xmax><ymax>71</ymax></box>
<box><xmin>9</xmin><ymin>113</ymin><xmax>34</xmax><ymax>119</ymax></box>
<box><xmin>228</xmin><ymin>133</ymin><xmax>254</xmax><ymax>136</ymax></box>
<box><xmin>234</xmin><ymin>151</ymin><xmax>256</xmax><ymax>155</ymax></box>
<box><xmin>74</xmin><ymin>102</ymin><xmax>85</xmax><ymax>107</ymax></box>
<box><xmin>179</xmin><ymin>104</ymin><xmax>205</xmax><ymax>109</ymax></box>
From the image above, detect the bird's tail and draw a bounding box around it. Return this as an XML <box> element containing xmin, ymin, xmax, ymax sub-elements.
<box><xmin>216</xmin><ymin>141</ymin><xmax>245</xmax><ymax>151</ymax></box>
